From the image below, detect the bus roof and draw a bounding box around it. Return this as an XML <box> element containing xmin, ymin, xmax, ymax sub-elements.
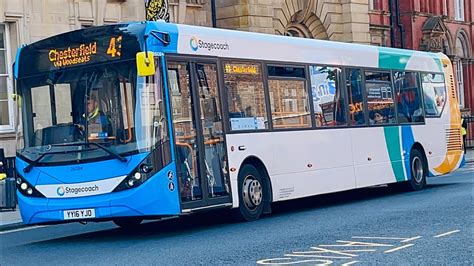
<box><xmin>145</xmin><ymin>21</ymin><xmax>445</xmax><ymax>73</ymax></box>
<box><xmin>15</xmin><ymin>21</ymin><xmax>445</xmax><ymax>79</ymax></box>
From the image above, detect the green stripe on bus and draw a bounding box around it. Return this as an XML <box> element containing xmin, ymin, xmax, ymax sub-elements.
<box><xmin>378</xmin><ymin>47</ymin><xmax>413</xmax><ymax>70</ymax></box>
<box><xmin>384</xmin><ymin>127</ymin><xmax>406</xmax><ymax>182</ymax></box>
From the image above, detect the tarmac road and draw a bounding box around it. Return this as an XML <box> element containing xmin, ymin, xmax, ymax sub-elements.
<box><xmin>1</xmin><ymin>163</ymin><xmax>472</xmax><ymax>265</ymax></box>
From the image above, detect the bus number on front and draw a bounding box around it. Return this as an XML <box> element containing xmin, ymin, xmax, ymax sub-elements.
<box><xmin>107</xmin><ymin>36</ymin><xmax>122</xmax><ymax>58</ymax></box>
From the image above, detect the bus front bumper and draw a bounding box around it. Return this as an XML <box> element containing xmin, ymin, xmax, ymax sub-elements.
<box><xmin>17</xmin><ymin>164</ymin><xmax>180</xmax><ymax>225</ymax></box>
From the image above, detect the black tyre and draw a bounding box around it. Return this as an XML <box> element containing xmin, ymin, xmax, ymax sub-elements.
<box><xmin>113</xmin><ymin>217</ymin><xmax>143</xmax><ymax>228</ymax></box>
<box><xmin>235</xmin><ymin>164</ymin><xmax>265</xmax><ymax>222</ymax></box>
<box><xmin>404</xmin><ymin>149</ymin><xmax>427</xmax><ymax>191</ymax></box>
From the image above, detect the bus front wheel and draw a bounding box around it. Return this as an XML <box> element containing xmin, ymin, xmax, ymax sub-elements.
<box><xmin>236</xmin><ymin>164</ymin><xmax>265</xmax><ymax>222</ymax></box>
<box><xmin>113</xmin><ymin>217</ymin><xmax>143</xmax><ymax>228</ymax></box>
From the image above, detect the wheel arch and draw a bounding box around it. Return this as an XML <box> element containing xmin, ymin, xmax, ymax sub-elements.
<box><xmin>411</xmin><ymin>142</ymin><xmax>429</xmax><ymax>174</ymax></box>
<box><xmin>240</xmin><ymin>156</ymin><xmax>273</xmax><ymax>214</ymax></box>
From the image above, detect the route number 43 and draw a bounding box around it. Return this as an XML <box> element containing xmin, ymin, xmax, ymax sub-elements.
<box><xmin>107</xmin><ymin>36</ymin><xmax>123</xmax><ymax>58</ymax></box>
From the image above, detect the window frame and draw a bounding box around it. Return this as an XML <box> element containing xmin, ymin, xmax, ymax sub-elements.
<box><xmin>0</xmin><ymin>23</ymin><xmax>15</xmax><ymax>133</ymax></box>
<box><xmin>392</xmin><ymin>71</ymin><xmax>426</xmax><ymax>125</ymax></box>
<box><xmin>454</xmin><ymin>0</ymin><xmax>465</xmax><ymax>21</ymax></box>
<box><xmin>266</xmin><ymin>63</ymin><xmax>312</xmax><ymax>130</ymax></box>
<box><xmin>364</xmin><ymin>70</ymin><xmax>397</xmax><ymax>127</ymax></box>
<box><xmin>221</xmin><ymin>58</ymin><xmax>272</xmax><ymax>133</ymax></box>
<box><xmin>420</xmin><ymin>71</ymin><xmax>447</xmax><ymax>118</ymax></box>
<box><xmin>454</xmin><ymin>58</ymin><xmax>464</xmax><ymax>108</ymax></box>
<box><xmin>308</xmin><ymin>64</ymin><xmax>349</xmax><ymax>128</ymax></box>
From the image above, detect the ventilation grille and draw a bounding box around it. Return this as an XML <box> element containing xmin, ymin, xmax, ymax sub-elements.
<box><xmin>449</xmin><ymin>74</ymin><xmax>456</xmax><ymax>99</ymax></box>
<box><xmin>446</xmin><ymin>128</ymin><xmax>462</xmax><ymax>151</ymax></box>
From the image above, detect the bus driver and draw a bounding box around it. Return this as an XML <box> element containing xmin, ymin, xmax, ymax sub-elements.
<box><xmin>80</xmin><ymin>94</ymin><xmax>112</xmax><ymax>139</ymax></box>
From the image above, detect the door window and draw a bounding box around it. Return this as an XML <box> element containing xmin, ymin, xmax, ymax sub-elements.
<box><xmin>168</xmin><ymin>61</ymin><xmax>202</xmax><ymax>201</ymax></box>
<box><xmin>196</xmin><ymin>63</ymin><xmax>229</xmax><ymax>198</ymax></box>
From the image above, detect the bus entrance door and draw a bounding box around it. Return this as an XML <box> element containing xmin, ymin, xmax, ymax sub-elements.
<box><xmin>167</xmin><ymin>59</ymin><xmax>231</xmax><ymax>209</ymax></box>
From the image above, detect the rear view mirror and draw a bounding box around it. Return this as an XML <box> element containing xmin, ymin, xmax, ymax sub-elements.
<box><xmin>136</xmin><ymin>52</ymin><xmax>155</xmax><ymax>77</ymax></box>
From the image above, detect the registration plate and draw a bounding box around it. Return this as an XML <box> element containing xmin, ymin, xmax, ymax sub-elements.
<box><xmin>63</xmin><ymin>208</ymin><xmax>96</xmax><ymax>220</ymax></box>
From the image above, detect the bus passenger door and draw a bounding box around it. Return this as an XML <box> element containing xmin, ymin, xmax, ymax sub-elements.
<box><xmin>167</xmin><ymin>59</ymin><xmax>231</xmax><ymax>209</ymax></box>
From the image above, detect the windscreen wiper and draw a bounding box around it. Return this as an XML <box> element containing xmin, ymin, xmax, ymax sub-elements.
<box><xmin>50</xmin><ymin>142</ymin><xmax>127</xmax><ymax>163</ymax></box>
<box><xmin>23</xmin><ymin>148</ymin><xmax>92</xmax><ymax>173</ymax></box>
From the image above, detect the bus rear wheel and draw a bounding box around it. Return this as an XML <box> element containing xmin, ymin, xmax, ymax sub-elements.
<box><xmin>113</xmin><ymin>217</ymin><xmax>143</xmax><ymax>228</ymax></box>
<box><xmin>404</xmin><ymin>149</ymin><xmax>427</xmax><ymax>191</ymax></box>
<box><xmin>235</xmin><ymin>164</ymin><xmax>265</xmax><ymax>222</ymax></box>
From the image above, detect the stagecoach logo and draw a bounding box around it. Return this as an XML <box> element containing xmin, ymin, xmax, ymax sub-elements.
<box><xmin>48</xmin><ymin>42</ymin><xmax>97</xmax><ymax>68</ymax></box>
<box><xmin>190</xmin><ymin>37</ymin><xmax>199</xmax><ymax>51</ymax></box>
<box><xmin>189</xmin><ymin>36</ymin><xmax>230</xmax><ymax>52</ymax></box>
<box><xmin>57</xmin><ymin>186</ymin><xmax>65</xmax><ymax>196</ymax></box>
<box><xmin>55</xmin><ymin>184</ymin><xmax>99</xmax><ymax>197</ymax></box>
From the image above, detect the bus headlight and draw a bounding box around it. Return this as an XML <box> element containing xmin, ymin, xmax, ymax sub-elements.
<box><xmin>113</xmin><ymin>141</ymin><xmax>170</xmax><ymax>192</ymax></box>
<box><xmin>15</xmin><ymin>176</ymin><xmax>45</xmax><ymax>198</ymax></box>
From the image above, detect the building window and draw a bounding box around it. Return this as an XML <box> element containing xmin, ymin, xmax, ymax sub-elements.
<box><xmin>0</xmin><ymin>24</ymin><xmax>14</xmax><ymax>132</ymax></box>
<box><xmin>454</xmin><ymin>0</ymin><xmax>464</xmax><ymax>21</ymax></box>
<box><xmin>455</xmin><ymin>59</ymin><xmax>464</xmax><ymax>107</ymax></box>
<box><xmin>369</xmin><ymin>0</ymin><xmax>375</xmax><ymax>10</ymax></box>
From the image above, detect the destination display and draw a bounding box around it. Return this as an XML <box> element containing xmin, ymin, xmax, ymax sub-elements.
<box><xmin>48</xmin><ymin>36</ymin><xmax>122</xmax><ymax>68</ymax></box>
<box><xmin>17</xmin><ymin>24</ymin><xmax>144</xmax><ymax>78</ymax></box>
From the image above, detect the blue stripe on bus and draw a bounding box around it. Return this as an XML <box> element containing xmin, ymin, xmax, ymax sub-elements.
<box><xmin>401</xmin><ymin>125</ymin><xmax>415</xmax><ymax>180</ymax></box>
<box><xmin>14</xmin><ymin>45</ymin><xmax>25</xmax><ymax>79</ymax></box>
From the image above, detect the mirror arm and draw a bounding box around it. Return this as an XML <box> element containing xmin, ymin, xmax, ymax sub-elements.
<box><xmin>149</xmin><ymin>30</ymin><xmax>170</xmax><ymax>47</ymax></box>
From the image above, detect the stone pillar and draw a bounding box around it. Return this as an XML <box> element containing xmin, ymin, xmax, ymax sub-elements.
<box><xmin>341</xmin><ymin>0</ymin><xmax>371</xmax><ymax>44</ymax></box>
<box><xmin>216</xmin><ymin>0</ymin><xmax>275</xmax><ymax>34</ymax></box>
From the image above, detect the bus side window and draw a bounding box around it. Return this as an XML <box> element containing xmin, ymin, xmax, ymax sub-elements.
<box><xmin>365</xmin><ymin>71</ymin><xmax>396</xmax><ymax>125</ymax></box>
<box><xmin>309</xmin><ymin>65</ymin><xmax>346</xmax><ymax>127</ymax></box>
<box><xmin>223</xmin><ymin>61</ymin><xmax>268</xmax><ymax>131</ymax></box>
<box><xmin>394</xmin><ymin>71</ymin><xmax>424</xmax><ymax>123</ymax></box>
<box><xmin>346</xmin><ymin>68</ymin><xmax>366</xmax><ymax>125</ymax></box>
<box><xmin>422</xmin><ymin>73</ymin><xmax>446</xmax><ymax>117</ymax></box>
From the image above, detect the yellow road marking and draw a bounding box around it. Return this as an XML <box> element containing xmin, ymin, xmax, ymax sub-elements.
<box><xmin>383</xmin><ymin>244</ymin><xmax>414</xmax><ymax>253</ymax></box>
<box><xmin>434</xmin><ymin>230</ymin><xmax>460</xmax><ymax>238</ymax></box>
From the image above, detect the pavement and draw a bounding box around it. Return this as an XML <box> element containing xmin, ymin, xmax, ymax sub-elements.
<box><xmin>1</xmin><ymin>148</ymin><xmax>473</xmax><ymax>231</ymax></box>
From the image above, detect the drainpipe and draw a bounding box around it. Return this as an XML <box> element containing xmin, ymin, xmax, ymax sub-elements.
<box><xmin>388</xmin><ymin>0</ymin><xmax>406</xmax><ymax>48</ymax></box>
<box><xmin>389</xmin><ymin>0</ymin><xmax>396</xmax><ymax>47</ymax></box>
<box><xmin>211</xmin><ymin>0</ymin><xmax>217</xmax><ymax>28</ymax></box>
<box><xmin>395</xmin><ymin>0</ymin><xmax>405</xmax><ymax>48</ymax></box>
